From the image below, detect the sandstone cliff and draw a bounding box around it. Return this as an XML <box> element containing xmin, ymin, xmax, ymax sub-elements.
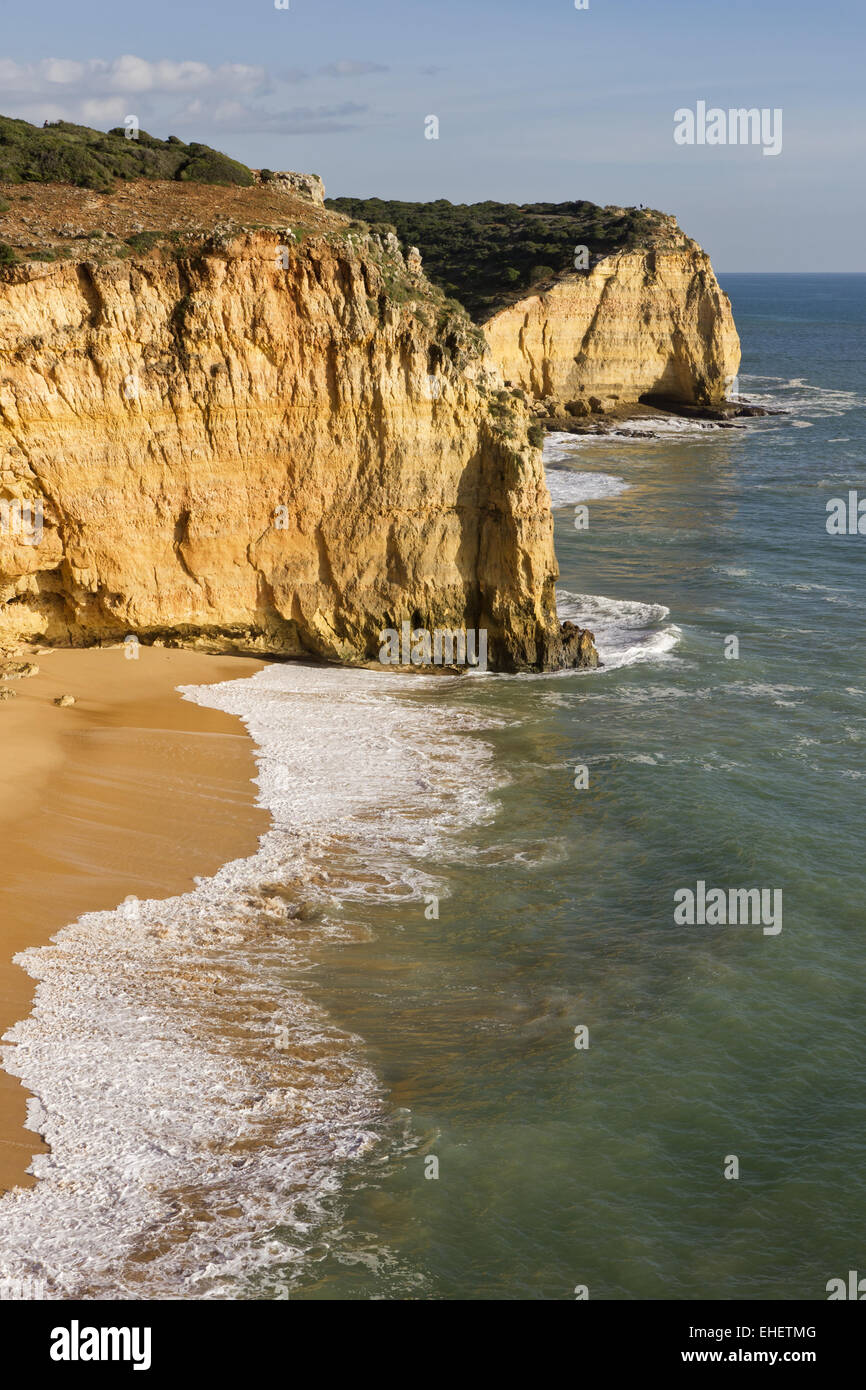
<box><xmin>483</xmin><ymin>230</ymin><xmax>740</xmax><ymax>412</ymax></box>
<box><xmin>325</xmin><ymin>198</ymin><xmax>740</xmax><ymax>416</ymax></box>
<box><xmin>0</xmin><ymin>184</ymin><xmax>594</xmax><ymax>672</ymax></box>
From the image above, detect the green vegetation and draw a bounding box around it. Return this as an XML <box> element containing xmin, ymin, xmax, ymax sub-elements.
<box><xmin>124</xmin><ymin>231</ymin><xmax>163</xmax><ymax>254</ymax></box>
<box><xmin>0</xmin><ymin>241</ymin><xmax>16</xmax><ymax>265</ymax></box>
<box><xmin>326</xmin><ymin>196</ymin><xmax>659</xmax><ymax>320</ymax></box>
<box><xmin>0</xmin><ymin>115</ymin><xmax>253</xmax><ymax>191</ymax></box>
<box><xmin>176</xmin><ymin>145</ymin><xmax>252</xmax><ymax>187</ymax></box>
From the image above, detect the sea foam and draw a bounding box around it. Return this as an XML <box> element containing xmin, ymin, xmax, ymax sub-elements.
<box><xmin>0</xmin><ymin>663</ymin><xmax>499</xmax><ymax>1299</ymax></box>
<box><xmin>544</xmin><ymin>467</ymin><xmax>630</xmax><ymax>506</ymax></box>
<box><xmin>557</xmin><ymin>591</ymin><xmax>682</xmax><ymax>670</ymax></box>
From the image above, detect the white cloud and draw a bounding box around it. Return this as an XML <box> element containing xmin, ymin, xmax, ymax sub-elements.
<box><xmin>0</xmin><ymin>54</ymin><xmax>381</xmax><ymax>139</ymax></box>
<box><xmin>0</xmin><ymin>55</ymin><xmax>267</xmax><ymax>98</ymax></box>
<box><xmin>319</xmin><ymin>61</ymin><xmax>388</xmax><ymax>78</ymax></box>
<box><xmin>204</xmin><ymin>101</ymin><xmax>370</xmax><ymax>134</ymax></box>
<box><xmin>41</xmin><ymin>59</ymin><xmax>87</xmax><ymax>85</ymax></box>
<box><xmin>80</xmin><ymin>97</ymin><xmax>128</xmax><ymax>124</ymax></box>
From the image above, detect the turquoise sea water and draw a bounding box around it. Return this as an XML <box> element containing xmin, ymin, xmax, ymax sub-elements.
<box><xmin>2</xmin><ymin>275</ymin><xmax>862</xmax><ymax>1302</ymax></box>
<box><xmin>277</xmin><ymin>274</ymin><xmax>866</xmax><ymax>1300</ymax></box>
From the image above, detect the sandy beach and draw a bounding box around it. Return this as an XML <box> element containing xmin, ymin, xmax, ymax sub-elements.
<box><xmin>0</xmin><ymin>645</ymin><xmax>267</xmax><ymax>1194</ymax></box>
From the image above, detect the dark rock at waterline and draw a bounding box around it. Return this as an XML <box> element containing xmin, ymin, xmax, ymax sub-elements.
<box><xmin>638</xmin><ymin>393</ymin><xmax>769</xmax><ymax>420</ymax></box>
<box><xmin>560</xmin><ymin>621</ymin><xmax>601</xmax><ymax>670</ymax></box>
<box><xmin>538</xmin><ymin>397</ymin><xmax>757</xmax><ymax>436</ymax></box>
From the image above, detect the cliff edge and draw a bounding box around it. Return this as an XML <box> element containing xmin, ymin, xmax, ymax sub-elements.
<box><xmin>482</xmin><ymin>239</ymin><xmax>740</xmax><ymax>415</ymax></box>
<box><xmin>0</xmin><ymin>177</ymin><xmax>594</xmax><ymax>672</ymax></box>
<box><xmin>327</xmin><ymin>198</ymin><xmax>741</xmax><ymax>415</ymax></box>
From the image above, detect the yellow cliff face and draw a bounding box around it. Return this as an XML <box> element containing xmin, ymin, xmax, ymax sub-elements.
<box><xmin>0</xmin><ymin>224</ymin><xmax>590</xmax><ymax>671</ymax></box>
<box><xmin>482</xmin><ymin>242</ymin><xmax>741</xmax><ymax>411</ymax></box>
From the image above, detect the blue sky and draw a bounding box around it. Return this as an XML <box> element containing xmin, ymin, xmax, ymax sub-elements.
<box><xmin>1</xmin><ymin>0</ymin><xmax>863</xmax><ymax>269</ymax></box>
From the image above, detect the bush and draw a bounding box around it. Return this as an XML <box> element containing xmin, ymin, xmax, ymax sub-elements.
<box><xmin>0</xmin><ymin>242</ymin><xmax>17</xmax><ymax>265</ymax></box>
<box><xmin>325</xmin><ymin>195</ymin><xmax>658</xmax><ymax>321</ymax></box>
<box><xmin>177</xmin><ymin>150</ymin><xmax>253</xmax><ymax>186</ymax></box>
<box><xmin>528</xmin><ymin>423</ymin><xmax>546</xmax><ymax>448</ymax></box>
<box><xmin>124</xmin><ymin>231</ymin><xmax>162</xmax><ymax>253</ymax></box>
<box><xmin>0</xmin><ymin>114</ymin><xmax>255</xmax><ymax>190</ymax></box>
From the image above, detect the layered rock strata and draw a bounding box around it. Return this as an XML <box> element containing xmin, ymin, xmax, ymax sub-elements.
<box><xmin>0</xmin><ymin>210</ymin><xmax>594</xmax><ymax>671</ymax></box>
<box><xmin>483</xmin><ymin>231</ymin><xmax>740</xmax><ymax>413</ymax></box>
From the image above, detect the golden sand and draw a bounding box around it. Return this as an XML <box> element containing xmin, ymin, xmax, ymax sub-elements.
<box><xmin>0</xmin><ymin>645</ymin><xmax>267</xmax><ymax>1192</ymax></box>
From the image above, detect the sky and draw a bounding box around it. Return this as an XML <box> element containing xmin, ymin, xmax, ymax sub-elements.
<box><xmin>0</xmin><ymin>0</ymin><xmax>863</xmax><ymax>270</ymax></box>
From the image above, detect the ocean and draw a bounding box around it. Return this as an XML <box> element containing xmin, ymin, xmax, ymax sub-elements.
<box><xmin>1</xmin><ymin>273</ymin><xmax>863</xmax><ymax>1300</ymax></box>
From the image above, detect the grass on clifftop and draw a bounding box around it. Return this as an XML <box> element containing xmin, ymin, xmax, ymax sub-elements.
<box><xmin>0</xmin><ymin>115</ymin><xmax>253</xmax><ymax>191</ymax></box>
<box><xmin>326</xmin><ymin>197</ymin><xmax>667</xmax><ymax>320</ymax></box>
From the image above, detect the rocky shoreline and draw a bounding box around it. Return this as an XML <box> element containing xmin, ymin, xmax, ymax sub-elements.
<box><xmin>536</xmin><ymin>396</ymin><xmax>771</xmax><ymax>437</ymax></box>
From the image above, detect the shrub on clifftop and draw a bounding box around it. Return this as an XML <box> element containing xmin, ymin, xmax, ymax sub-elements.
<box><xmin>0</xmin><ymin>115</ymin><xmax>254</xmax><ymax>190</ymax></box>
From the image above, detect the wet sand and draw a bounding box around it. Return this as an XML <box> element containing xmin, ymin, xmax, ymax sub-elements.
<box><xmin>0</xmin><ymin>645</ymin><xmax>268</xmax><ymax>1193</ymax></box>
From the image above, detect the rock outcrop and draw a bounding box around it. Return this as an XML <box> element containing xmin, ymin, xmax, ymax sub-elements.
<box><xmin>251</xmin><ymin>169</ymin><xmax>326</xmax><ymax>204</ymax></box>
<box><xmin>0</xmin><ymin>198</ymin><xmax>594</xmax><ymax>672</ymax></box>
<box><xmin>483</xmin><ymin>234</ymin><xmax>740</xmax><ymax>412</ymax></box>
